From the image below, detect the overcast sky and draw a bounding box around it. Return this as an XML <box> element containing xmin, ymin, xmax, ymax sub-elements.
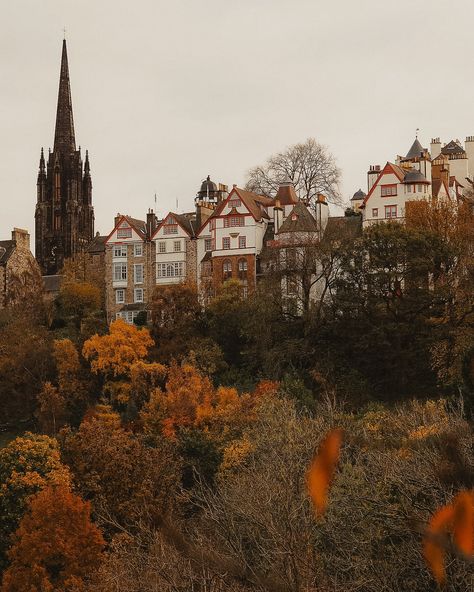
<box><xmin>1</xmin><ymin>0</ymin><xmax>474</xmax><ymax>239</ymax></box>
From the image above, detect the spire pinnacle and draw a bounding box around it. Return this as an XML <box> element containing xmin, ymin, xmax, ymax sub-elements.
<box><xmin>53</xmin><ymin>39</ymin><xmax>76</xmax><ymax>154</ymax></box>
<box><xmin>39</xmin><ymin>147</ymin><xmax>45</xmax><ymax>171</ymax></box>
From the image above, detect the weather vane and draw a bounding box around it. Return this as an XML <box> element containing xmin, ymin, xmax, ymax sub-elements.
<box><xmin>63</xmin><ymin>26</ymin><xmax>66</xmax><ymax>40</ymax></box>
<box><xmin>416</xmin><ymin>127</ymin><xmax>420</xmax><ymax>138</ymax></box>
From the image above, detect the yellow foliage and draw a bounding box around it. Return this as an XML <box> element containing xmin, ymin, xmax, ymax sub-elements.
<box><xmin>82</xmin><ymin>319</ymin><xmax>153</xmax><ymax>378</ymax></box>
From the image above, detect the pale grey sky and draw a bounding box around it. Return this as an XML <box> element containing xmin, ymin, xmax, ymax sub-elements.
<box><xmin>1</xmin><ymin>0</ymin><xmax>474</xmax><ymax>238</ymax></box>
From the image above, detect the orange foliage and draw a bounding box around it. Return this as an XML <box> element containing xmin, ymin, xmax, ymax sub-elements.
<box><xmin>423</xmin><ymin>490</ymin><xmax>474</xmax><ymax>585</ymax></box>
<box><xmin>82</xmin><ymin>319</ymin><xmax>153</xmax><ymax>378</ymax></box>
<box><xmin>306</xmin><ymin>428</ymin><xmax>343</xmax><ymax>517</ymax></box>
<box><xmin>423</xmin><ymin>504</ymin><xmax>455</xmax><ymax>585</ymax></box>
<box><xmin>141</xmin><ymin>364</ymin><xmax>269</xmax><ymax>443</ymax></box>
<box><xmin>453</xmin><ymin>490</ymin><xmax>474</xmax><ymax>556</ymax></box>
<box><xmin>1</xmin><ymin>484</ymin><xmax>104</xmax><ymax>592</ymax></box>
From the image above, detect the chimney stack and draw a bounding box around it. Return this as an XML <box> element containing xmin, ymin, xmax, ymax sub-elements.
<box><xmin>146</xmin><ymin>209</ymin><xmax>157</xmax><ymax>238</ymax></box>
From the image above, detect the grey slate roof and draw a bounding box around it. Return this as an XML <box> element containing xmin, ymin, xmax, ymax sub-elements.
<box><xmin>277</xmin><ymin>202</ymin><xmax>319</xmax><ymax>234</ymax></box>
<box><xmin>441</xmin><ymin>140</ymin><xmax>466</xmax><ymax>156</ymax></box>
<box><xmin>406</xmin><ymin>138</ymin><xmax>425</xmax><ymax>159</ymax></box>
<box><xmin>323</xmin><ymin>215</ymin><xmax>362</xmax><ymax>244</ymax></box>
<box><xmin>86</xmin><ymin>235</ymin><xmax>107</xmax><ymax>253</ymax></box>
<box><xmin>351</xmin><ymin>189</ymin><xmax>366</xmax><ymax>201</ymax></box>
<box><xmin>403</xmin><ymin>169</ymin><xmax>429</xmax><ymax>184</ymax></box>
<box><xmin>0</xmin><ymin>240</ymin><xmax>15</xmax><ymax>265</ymax></box>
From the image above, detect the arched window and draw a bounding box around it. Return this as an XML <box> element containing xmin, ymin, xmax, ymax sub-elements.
<box><xmin>223</xmin><ymin>259</ymin><xmax>232</xmax><ymax>280</ymax></box>
<box><xmin>238</xmin><ymin>258</ymin><xmax>248</xmax><ymax>280</ymax></box>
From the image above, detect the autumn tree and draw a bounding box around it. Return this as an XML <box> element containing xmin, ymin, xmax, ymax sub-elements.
<box><xmin>150</xmin><ymin>282</ymin><xmax>203</xmax><ymax>364</ymax></box>
<box><xmin>245</xmin><ymin>137</ymin><xmax>341</xmax><ymax>207</ymax></box>
<box><xmin>1</xmin><ymin>484</ymin><xmax>104</xmax><ymax>592</ymax></box>
<box><xmin>60</xmin><ymin>408</ymin><xmax>179</xmax><ymax>528</ymax></box>
<box><xmin>36</xmin><ymin>382</ymin><xmax>66</xmax><ymax>435</ymax></box>
<box><xmin>58</xmin><ymin>281</ymin><xmax>102</xmax><ymax>329</ymax></box>
<box><xmin>83</xmin><ymin>319</ymin><xmax>153</xmax><ymax>379</ymax></box>
<box><xmin>141</xmin><ymin>363</ymin><xmax>270</xmax><ymax>485</ymax></box>
<box><xmin>406</xmin><ymin>198</ymin><xmax>474</xmax><ymax>398</ymax></box>
<box><xmin>0</xmin><ymin>433</ymin><xmax>71</xmax><ymax>568</ymax></box>
<box><xmin>0</xmin><ymin>320</ymin><xmax>54</xmax><ymax>424</ymax></box>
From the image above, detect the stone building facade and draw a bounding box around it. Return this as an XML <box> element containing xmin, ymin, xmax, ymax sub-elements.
<box><xmin>0</xmin><ymin>229</ymin><xmax>41</xmax><ymax>309</ymax></box>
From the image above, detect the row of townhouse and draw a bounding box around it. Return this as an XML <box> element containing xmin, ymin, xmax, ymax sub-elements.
<box><xmin>349</xmin><ymin>135</ymin><xmax>474</xmax><ymax>226</ymax></box>
<box><xmin>103</xmin><ymin>176</ymin><xmax>334</xmax><ymax>323</ymax></box>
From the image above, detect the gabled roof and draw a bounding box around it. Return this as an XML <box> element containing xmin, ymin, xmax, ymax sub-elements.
<box><xmin>432</xmin><ymin>178</ymin><xmax>450</xmax><ymax>199</ymax></box>
<box><xmin>441</xmin><ymin>140</ymin><xmax>465</xmax><ymax>156</ymax></box>
<box><xmin>277</xmin><ymin>202</ymin><xmax>319</xmax><ymax>234</ymax></box>
<box><xmin>406</xmin><ymin>138</ymin><xmax>426</xmax><ymax>159</ymax></box>
<box><xmin>0</xmin><ymin>240</ymin><xmax>15</xmax><ymax>265</ymax></box>
<box><xmin>105</xmin><ymin>215</ymin><xmax>146</xmax><ymax>243</ymax></box>
<box><xmin>204</xmin><ymin>187</ymin><xmax>272</xmax><ymax>227</ymax></box>
<box><xmin>151</xmin><ymin>212</ymin><xmax>197</xmax><ymax>240</ymax></box>
<box><xmin>173</xmin><ymin>212</ymin><xmax>198</xmax><ymax>237</ymax></box>
<box><xmin>361</xmin><ymin>162</ymin><xmax>406</xmax><ymax>207</ymax></box>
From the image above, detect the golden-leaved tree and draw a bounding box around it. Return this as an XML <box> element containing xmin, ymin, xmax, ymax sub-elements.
<box><xmin>0</xmin><ymin>433</ymin><xmax>71</xmax><ymax>569</ymax></box>
<box><xmin>1</xmin><ymin>484</ymin><xmax>104</xmax><ymax>592</ymax></box>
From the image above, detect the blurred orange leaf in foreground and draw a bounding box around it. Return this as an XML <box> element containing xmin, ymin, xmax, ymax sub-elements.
<box><xmin>307</xmin><ymin>428</ymin><xmax>343</xmax><ymax>517</ymax></box>
<box><xmin>423</xmin><ymin>490</ymin><xmax>474</xmax><ymax>585</ymax></box>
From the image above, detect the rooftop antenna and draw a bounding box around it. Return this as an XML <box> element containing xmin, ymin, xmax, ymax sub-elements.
<box><xmin>63</xmin><ymin>26</ymin><xmax>66</xmax><ymax>40</ymax></box>
<box><xmin>176</xmin><ymin>198</ymin><xmax>179</xmax><ymax>212</ymax></box>
<box><xmin>154</xmin><ymin>192</ymin><xmax>157</xmax><ymax>210</ymax></box>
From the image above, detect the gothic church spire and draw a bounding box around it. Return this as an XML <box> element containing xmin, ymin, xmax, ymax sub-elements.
<box><xmin>53</xmin><ymin>39</ymin><xmax>76</xmax><ymax>154</ymax></box>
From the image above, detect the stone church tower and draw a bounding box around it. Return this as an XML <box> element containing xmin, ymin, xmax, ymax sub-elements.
<box><xmin>35</xmin><ymin>40</ymin><xmax>94</xmax><ymax>275</ymax></box>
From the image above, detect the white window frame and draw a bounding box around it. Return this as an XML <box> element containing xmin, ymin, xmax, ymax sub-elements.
<box><xmin>116</xmin><ymin>311</ymin><xmax>138</xmax><ymax>324</ymax></box>
<box><xmin>156</xmin><ymin>262</ymin><xmax>184</xmax><ymax>278</ymax></box>
<box><xmin>134</xmin><ymin>264</ymin><xmax>144</xmax><ymax>284</ymax></box>
<box><xmin>113</xmin><ymin>245</ymin><xmax>127</xmax><ymax>258</ymax></box>
<box><xmin>204</xmin><ymin>238</ymin><xmax>212</xmax><ymax>251</ymax></box>
<box><xmin>115</xmin><ymin>289</ymin><xmax>125</xmax><ymax>304</ymax></box>
<box><xmin>134</xmin><ymin>243</ymin><xmax>143</xmax><ymax>257</ymax></box>
<box><xmin>134</xmin><ymin>288</ymin><xmax>144</xmax><ymax>303</ymax></box>
<box><xmin>113</xmin><ymin>263</ymin><xmax>127</xmax><ymax>281</ymax></box>
<box><xmin>173</xmin><ymin>240</ymin><xmax>181</xmax><ymax>252</ymax></box>
<box><xmin>158</xmin><ymin>241</ymin><xmax>166</xmax><ymax>253</ymax></box>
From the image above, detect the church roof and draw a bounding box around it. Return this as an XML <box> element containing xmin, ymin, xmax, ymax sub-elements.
<box><xmin>406</xmin><ymin>138</ymin><xmax>425</xmax><ymax>159</ymax></box>
<box><xmin>54</xmin><ymin>40</ymin><xmax>76</xmax><ymax>154</ymax></box>
<box><xmin>277</xmin><ymin>202</ymin><xmax>319</xmax><ymax>234</ymax></box>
